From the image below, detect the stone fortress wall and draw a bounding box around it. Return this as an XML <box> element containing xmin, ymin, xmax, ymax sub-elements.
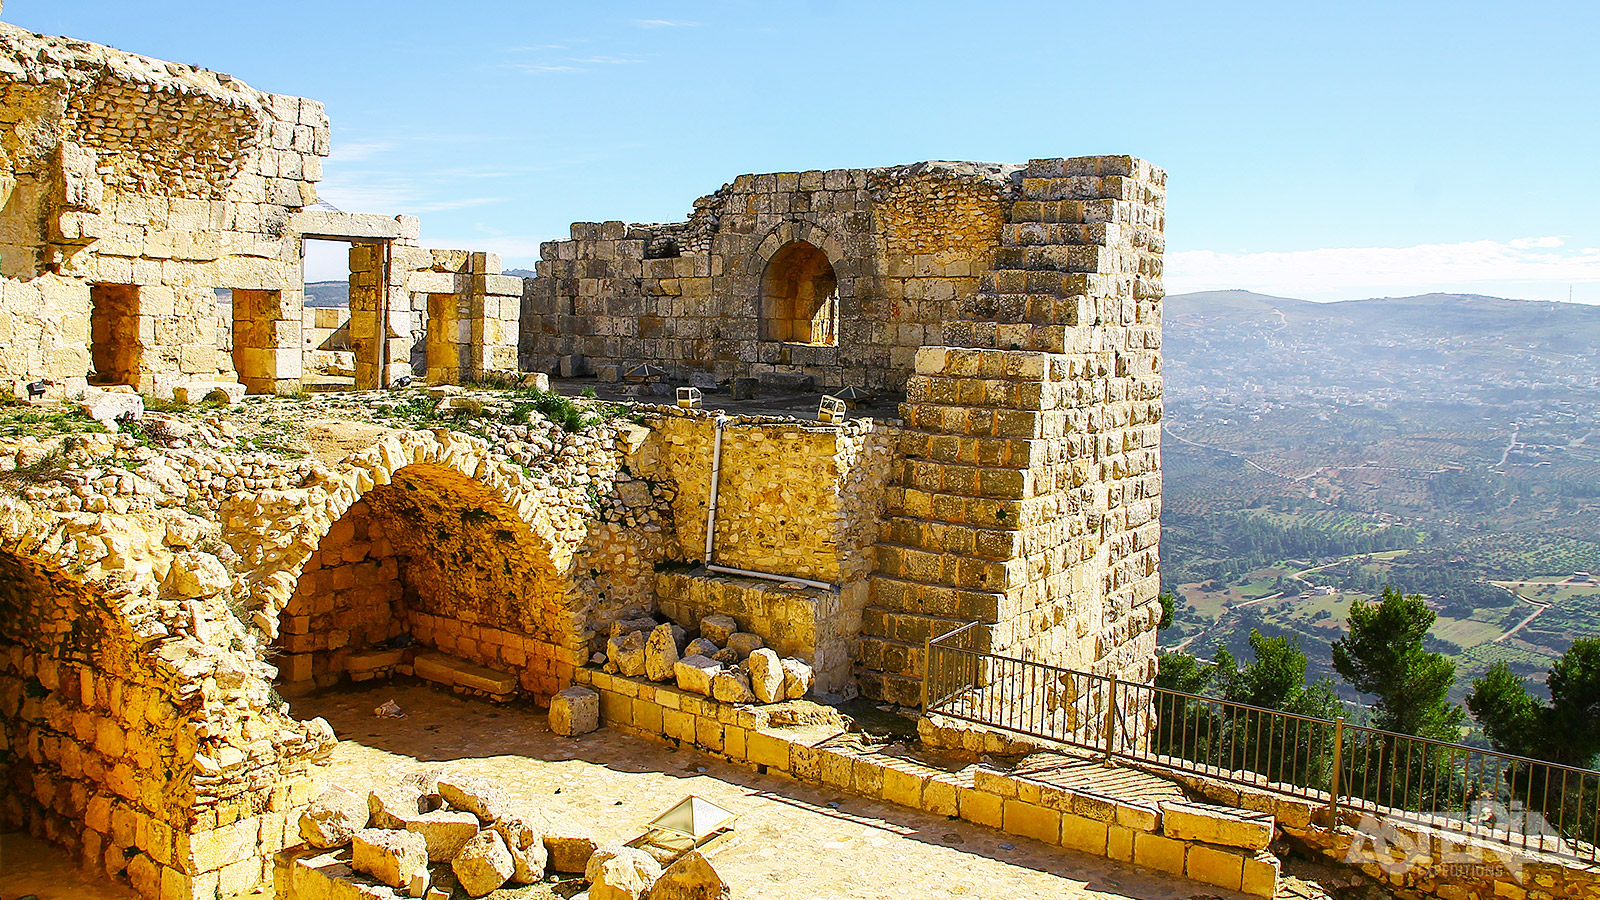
<box><xmin>0</xmin><ymin>17</ymin><xmax>1173</xmax><ymax>900</ymax></box>
<box><xmin>521</xmin><ymin>162</ymin><xmax>1013</xmax><ymax>392</ymax></box>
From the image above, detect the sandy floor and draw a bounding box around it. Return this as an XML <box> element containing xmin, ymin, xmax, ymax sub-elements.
<box><xmin>291</xmin><ymin>683</ymin><xmax>1247</xmax><ymax>900</ymax></box>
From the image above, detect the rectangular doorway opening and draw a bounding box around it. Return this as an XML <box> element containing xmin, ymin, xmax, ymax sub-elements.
<box><xmin>89</xmin><ymin>284</ymin><xmax>140</xmax><ymax>386</ymax></box>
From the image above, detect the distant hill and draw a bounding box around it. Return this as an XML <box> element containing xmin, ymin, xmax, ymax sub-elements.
<box><xmin>1166</xmin><ymin>290</ymin><xmax>1600</xmax><ymax>351</ymax></box>
<box><xmin>1158</xmin><ymin>289</ymin><xmax>1600</xmax><ymax>699</ymax></box>
<box><xmin>305</xmin><ymin>281</ymin><xmax>348</xmax><ymax>307</ymax></box>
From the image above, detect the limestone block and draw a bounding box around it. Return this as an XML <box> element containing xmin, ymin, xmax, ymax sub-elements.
<box><xmin>746</xmin><ymin>649</ymin><xmax>784</xmax><ymax>704</ymax></box>
<box><xmin>173</xmin><ymin>381</ymin><xmax>245</xmax><ymax>404</ymax></box>
<box><xmin>586</xmin><ymin>845</ymin><xmax>662</xmax><ymax>900</ymax></box>
<box><xmin>549</xmin><ymin>686</ymin><xmax>599</xmax><ymax>737</ymax></box>
<box><xmin>698</xmin><ymin>615</ymin><xmax>738</xmax><ymax>646</ymax></box>
<box><xmin>437</xmin><ymin>774</ymin><xmax>511</xmax><ymax>824</ymax></box>
<box><xmin>710</xmin><ymin>668</ymin><xmax>756</xmax><ymax>704</ymax></box>
<box><xmin>405</xmin><ymin>809</ymin><xmax>479</xmax><ymax>862</ymax></box>
<box><xmin>608</xmin><ymin>631</ymin><xmax>648</xmax><ymax>678</ymax></box>
<box><xmin>369</xmin><ymin>785</ymin><xmax>429</xmax><ymax>828</ymax></box>
<box><xmin>492</xmin><ymin>814</ymin><xmax>547</xmax><ymax>883</ymax></box>
<box><xmin>1159</xmin><ymin>800</ymin><xmax>1274</xmax><ymax>851</ymax></box>
<box><xmin>450</xmin><ymin>829</ymin><xmax>514</xmax><ymax>898</ymax></box>
<box><xmin>644</xmin><ymin>624</ymin><xmax>681</xmax><ymax>682</ymax></box>
<box><xmin>646</xmin><ymin>850</ymin><xmax>729</xmax><ymax>900</ymax></box>
<box><xmin>684</xmin><ymin>638</ymin><xmax>719</xmax><ymax>658</ymax></box>
<box><xmin>351</xmin><ymin>828</ymin><xmax>428</xmax><ymax>890</ymax></box>
<box><xmin>725</xmin><ymin>633</ymin><xmax>764</xmax><ymax>659</ymax></box>
<box><xmin>300</xmin><ymin>787</ymin><xmax>369</xmax><ymax>848</ymax></box>
<box><xmin>780</xmin><ymin>658</ymin><xmax>814</xmax><ymax>700</ymax></box>
<box><xmin>81</xmin><ymin>390</ymin><xmax>143</xmax><ymax>425</ymax></box>
<box><xmin>532</xmin><ymin>809</ymin><xmax>598</xmax><ymax>873</ymax></box>
<box><xmin>674</xmin><ymin>655</ymin><xmax>721</xmax><ymax>697</ymax></box>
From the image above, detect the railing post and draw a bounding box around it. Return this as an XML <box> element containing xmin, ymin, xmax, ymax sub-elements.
<box><xmin>1329</xmin><ymin>716</ymin><xmax>1345</xmax><ymax>821</ymax></box>
<box><xmin>1103</xmin><ymin>676</ymin><xmax>1119</xmax><ymax>765</ymax></box>
<box><xmin>921</xmin><ymin>633</ymin><xmax>932</xmax><ymax>716</ymax></box>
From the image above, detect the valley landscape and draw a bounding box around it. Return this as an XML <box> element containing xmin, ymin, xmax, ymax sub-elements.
<box><xmin>1159</xmin><ymin>289</ymin><xmax>1600</xmax><ymax>703</ymax></box>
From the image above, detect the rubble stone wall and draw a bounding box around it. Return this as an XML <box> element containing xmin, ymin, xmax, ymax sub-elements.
<box><xmin>0</xmin><ymin>22</ymin><xmax>330</xmax><ymax>399</ymax></box>
<box><xmin>521</xmin><ymin>162</ymin><xmax>1016</xmax><ymax>391</ymax></box>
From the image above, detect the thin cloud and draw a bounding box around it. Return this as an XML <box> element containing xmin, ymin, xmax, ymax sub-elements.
<box><xmin>569</xmin><ymin>55</ymin><xmax>643</xmax><ymax>65</ymax></box>
<box><xmin>505</xmin><ymin>63</ymin><xmax>580</xmax><ymax>73</ymax></box>
<box><xmin>632</xmin><ymin>18</ymin><xmax>699</xmax><ymax>28</ymax></box>
<box><xmin>325</xmin><ymin>140</ymin><xmax>391</xmax><ymax>163</ymax></box>
<box><xmin>1167</xmin><ymin>237</ymin><xmax>1600</xmax><ymax>302</ymax></box>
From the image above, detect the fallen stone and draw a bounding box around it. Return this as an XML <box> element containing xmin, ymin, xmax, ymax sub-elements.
<box><xmin>450</xmin><ymin>828</ymin><xmax>515</xmax><ymax>898</ymax></box>
<box><xmin>299</xmin><ymin>786</ymin><xmax>370</xmax><ymax>849</ymax></box>
<box><xmin>746</xmin><ymin>648</ymin><xmax>784</xmax><ymax>704</ymax></box>
<box><xmin>710</xmin><ymin>667</ymin><xmax>756</xmax><ymax>704</ymax></box>
<box><xmin>684</xmin><ymin>637</ymin><xmax>719</xmax><ymax>658</ymax></box>
<box><xmin>493</xmin><ymin>814</ymin><xmax>548</xmax><ymax>883</ymax></box>
<box><xmin>80</xmin><ymin>389</ymin><xmax>143</xmax><ymax>426</ymax></box>
<box><xmin>711</xmin><ymin>647</ymin><xmax>739</xmax><ymax>665</ymax></box>
<box><xmin>369</xmin><ymin>785</ymin><xmax>429</xmax><ymax>829</ymax></box>
<box><xmin>646</xmin><ymin>850</ymin><xmax>730</xmax><ymax>900</ymax></box>
<box><xmin>780</xmin><ymin>658</ymin><xmax>814</xmax><ymax>700</ymax></box>
<box><xmin>426</xmin><ymin>385</ymin><xmax>463</xmax><ymax>399</ymax></box>
<box><xmin>437</xmin><ymin>773</ymin><xmax>511</xmax><ymax>823</ymax></box>
<box><xmin>173</xmin><ymin>381</ymin><xmax>245</xmax><ymax>405</ymax></box>
<box><xmin>549</xmin><ymin>686</ymin><xmax>600</xmax><ymax>736</ymax></box>
<box><xmin>351</xmin><ymin>828</ymin><xmax>429</xmax><ymax>891</ymax></box>
<box><xmin>532</xmin><ymin>809</ymin><xmax>599</xmax><ymax>873</ymax></box>
<box><xmin>405</xmin><ymin>809</ymin><xmax>480</xmax><ymax>862</ymax></box>
<box><xmin>725</xmin><ymin>632</ymin><xmax>764</xmax><ymax>659</ymax></box>
<box><xmin>674</xmin><ymin>655</ymin><xmax>721</xmax><ymax>696</ymax></box>
<box><xmin>609</xmin><ymin>630</ymin><xmax>648</xmax><ymax>678</ymax></box>
<box><xmin>586</xmin><ymin>845</ymin><xmax>662</xmax><ymax>900</ymax></box>
<box><xmin>698</xmin><ymin>615</ymin><xmax>738</xmax><ymax>645</ymax></box>
<box><xmin>644</xmin><ymin>623</ymin><xmax>681</xmax><ymax>682</ymax></box>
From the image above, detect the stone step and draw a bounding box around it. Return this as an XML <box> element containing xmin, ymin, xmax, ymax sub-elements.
<box><xmin>1000</xmin><ymin>222</ymin><xmax>1108</xmax><ymax>247</ymax></box>
<box><xmin>993</xmin><ymin>245</ymin><xmax>1106</xmax><ymax>274</ymax></box>
<box><xmin>412</xmin><ymin>651</ymin><xmax>518</xmax><ymax>696</ymax></box>
<box><xmin>862</xmin><ymin>601</ymin><xmax>990</xmax><ymax>646</ymax></box>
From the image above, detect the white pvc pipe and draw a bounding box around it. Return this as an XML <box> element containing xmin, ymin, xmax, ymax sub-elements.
<box><xmin>704</xmin><ymin>415</ymin><xmax>727</xmax><ymax>562</ymax></box>
<box><xmin>706</xmin><ymin>563</ymin><xmax>834</xmax><ymax>592</ymax></box>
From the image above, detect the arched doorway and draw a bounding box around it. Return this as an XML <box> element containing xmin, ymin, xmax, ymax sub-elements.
<box><xmin>274</xmin><ymin>462</ymin><xmax>567</xmax><ymax>702</ymax></box>
<box><xmin>760</xmin><ymin>240</ymin><xmax>838</xmax><ymax>345</ymax></box>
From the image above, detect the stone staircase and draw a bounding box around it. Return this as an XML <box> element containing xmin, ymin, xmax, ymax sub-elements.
<box><xmin>854</xmin><ymin>157</ymin><xmax>1166</xmax><ymax>706</ymax></box>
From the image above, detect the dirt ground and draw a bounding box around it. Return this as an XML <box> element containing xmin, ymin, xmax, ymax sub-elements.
<box><xmin>285</xmin><ymin>682</ymin><xmax>1244</xmax><ymax>900</ymax></box>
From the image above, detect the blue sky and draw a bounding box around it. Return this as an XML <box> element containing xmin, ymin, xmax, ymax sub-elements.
<box><xmin>12</xmin><ymin>1</ymin><xmax>1600</xmax><ymax>302</ymax></box>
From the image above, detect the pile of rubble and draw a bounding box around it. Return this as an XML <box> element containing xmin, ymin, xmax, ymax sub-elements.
<box><xmin>286</xmin><ymin>768</ymin><xmax>731</xmax><ymax>899</ymax></box>
<box><xmin>598</xmin><ymin>614</ymin><xmax>814</xmax><ymax>704</ymax></box>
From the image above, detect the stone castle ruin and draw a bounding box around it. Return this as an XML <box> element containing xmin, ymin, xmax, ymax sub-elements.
<box><xmin>0</xmin><ymin>18</ymin><xmax>1187</xmax><ymax>900</ymax></box>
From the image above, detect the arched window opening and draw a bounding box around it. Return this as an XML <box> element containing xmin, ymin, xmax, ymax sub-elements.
<box><xmin>760</xmin><ymin>241</ymin><xmax>838</xmax><ymax>345</ymax></box>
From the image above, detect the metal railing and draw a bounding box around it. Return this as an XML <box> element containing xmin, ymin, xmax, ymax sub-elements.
<box><xmin>923</xmin><ymin>624</ymin><xmax>1600</xmax><ymax>864</ymax></box>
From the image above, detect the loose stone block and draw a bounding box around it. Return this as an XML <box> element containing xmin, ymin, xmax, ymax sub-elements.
<box><xmin>746</xmin><ymin>649</ymin><xmax>784</xmax><ymax>703</ymax></box>
<box><xmin>532</xmin><ymin>809</ymin><xmax>598</xmax><ymax>873</ymax></box>
<box><xmin>674</xmin><ymin>655</ymin><xmax>721</xmax><ymax>696</ymax></box>
<box><xmin>645</xmin><ymin>850</ymin><xmax>730</xmax><ymax>900</ymax></box>
<box><xmin>493</xmin><ymin>814</ymin><xmax>548</xmax><ymax>883</ymax></box>
<box><xmin>351</xmin><ymin>828</ymin><xmax>429</xmax><ymax>891</ymax></box>
<box><xmin>644</xmin><ymin>624</ymin><xmax>681</xmax><ymax>683</ymax></box>
<box><xmin>587</xmin><ymin>845</ymin><xmax>662</xmax><ymax>900</ymax></box>
<box><xmin>405</xmin><ymin>809</ymin><xmax>479</xmax><ymax>862</ymax></box>
<box><xmin>780</xmin><ymin>658</ymin><xmax>814</xmax><ymax>699</ymax></box>
<box><xmin>724</xmin><ymin>633</ymin><xmax>764</xmax><ymax>658</ymax></box>
<box><xmin>698</xmin><ymin>615</ymin><xmax>738</xmax><ymax>646</ymax></box>
<box><xmin>451</xmin><ymin>829</ymin><xmax>515</xmax><ymax>898</ymax></box>
<box><xmin>436</xmin><ymin>774</ymin><xmax>511</xmax><ymax>823</ymax></box>
<box><xmin>299</xmin><ymin>786</ymin><xmax>370</xmax><ymax>849</ymax></box>
<box><xmin>710</xmin><ymin>668</ymin><xmax>756</xmax><ymax>704</ymax></box>
<box><xmin>549</xmin><ymin>686</ymin><xmax>600</xmax><ymax>736</ymax></box>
